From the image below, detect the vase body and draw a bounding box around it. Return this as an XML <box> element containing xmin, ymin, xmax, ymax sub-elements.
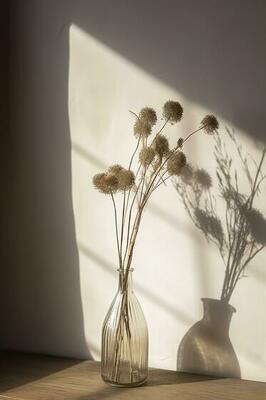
<box><xmin>177</xmin><ymin>298</ymin><xmax>241</xmax><ymax>378</ymax></box>
<box><xmin>101</xmin><ymin>269</ymin><xmax>148</xmax><ymax>387</ymax></box>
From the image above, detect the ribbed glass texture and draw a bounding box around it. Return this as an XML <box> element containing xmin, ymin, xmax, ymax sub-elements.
<box><xmin>101</xmin><ymin>269</ymin><xmax>148</xmax><ymax>387</ymax></box>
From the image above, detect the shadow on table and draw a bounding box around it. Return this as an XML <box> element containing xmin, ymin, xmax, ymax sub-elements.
<box><xmin>147</xmin><ymin>368</ymin><xmax>219</xmax><ymax>386</ymax></box>
<box><xmin>0</xmin><ymin>351</ymin><xmax>82</xmax><ymax>393</ymax></box>
<box><xmin>76</xmin><ymin>369</ymin><xmax>221</xmax><ymax>400</ymax></box>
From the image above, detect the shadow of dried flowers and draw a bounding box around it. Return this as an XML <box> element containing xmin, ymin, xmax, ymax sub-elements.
<box><xmin>175</xmin><ymin>128</ymin><xmax>266</xmax><ymax>302</ymax></box>
<box><xmin>174</xmin><ymin>128</ymin><xmax>266</xmax><ymax>378</ymax></box>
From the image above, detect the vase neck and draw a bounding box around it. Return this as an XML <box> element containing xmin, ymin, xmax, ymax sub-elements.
<box><xmin>118</xmin><ymin>269</ymin><xmax>133</xmax><ymax>293</ymax></box>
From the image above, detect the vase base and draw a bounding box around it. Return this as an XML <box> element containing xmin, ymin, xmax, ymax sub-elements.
<box><xmin>102</xmin><ymin>376</ymin><xmax>147</xmax><ymax>388</ymax></box>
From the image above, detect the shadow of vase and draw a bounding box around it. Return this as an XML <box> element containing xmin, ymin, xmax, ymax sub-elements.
<box><xmin>177</xmin><ymin>298</ymin><xmax>241</xmax><ymax>378</ymax></box>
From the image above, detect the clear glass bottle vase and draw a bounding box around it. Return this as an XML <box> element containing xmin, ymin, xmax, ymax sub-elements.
<box><xmin>101</xmin><ymin>269</ymin><xmax>148</xmax><ymax>387</ymax></box>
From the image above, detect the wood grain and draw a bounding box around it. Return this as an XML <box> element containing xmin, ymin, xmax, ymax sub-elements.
<box><xmin>0</xmin><ymin>352</ymin><xmax>265</xmax><ymax>400</ymax></box>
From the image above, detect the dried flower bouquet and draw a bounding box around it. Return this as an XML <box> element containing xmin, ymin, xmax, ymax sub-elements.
<box><xmin>93</xmin><ymin>100</ymin><xmax>218</xmax><ymax>384</ymax></box>
<box><xmin>93</xmin><ymin>102</ymin><xmax>218</xmax><ymax>283</ymax></box>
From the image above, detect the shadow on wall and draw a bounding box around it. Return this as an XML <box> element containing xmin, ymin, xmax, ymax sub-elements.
<box><xmin>6</xmin><ymin>2</ymin><xmax>90</xmax><ymax>359</ymax></box>
<box><xmin>177</xmin><ymin>298</ymin><xmax>241</xmax><ymax>378</ymax></box>
<box><xmin>69</xmin><ymin>0</ymin><xmax>266</xmax><ymax>142</ymax></box>
<box><xmin>175</xmin><ymin>130</ymin><xmax>266</xmax><ymax>378</ymax></box>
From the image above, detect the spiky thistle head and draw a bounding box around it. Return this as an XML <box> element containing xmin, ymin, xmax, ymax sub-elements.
<box><xmin>201</xmin><ymin>115</ymin><xmax>219</xmax><ymax>134</ymax></box>
<box><xmin>92</xmin><ymin>172</ymin><xmax>119</xmax><ymax>194</ymax></box>
<box><xmin>139</xmin><ymin>147</ymin><xmax>155</xmax><ymax>167</ymax></box>
<box><xmin>139</xmin><ymin>107</ymin><xmax>157</xmax><ymax>126</ymax></box>
<box><xmin>134</xmin><ymin>119</ymin><xmax>152</xmax><ymax>138</ymax></box>
<box><xmin>117</xmin><ymin>169</ymin><xmax>135</xmax><ymax>191</ymax></box>
<box><xmin>108</xmin><ymin>164</ymin><xmax>135</xmax><ymax>191</ymax></box>
<box><xmin>167</xmin><ymin>151</ymin><xmax>186</xmax><ymax>175</ymax></box>
<box><xmin>153</xmin><ymin>134</ymin><xmax>169</xmax><ymax>158</ymax></box>
<box><xmin>163</xmin><ymin>100</ymin><xmax>183</xmax><ymax>123</ymax></box>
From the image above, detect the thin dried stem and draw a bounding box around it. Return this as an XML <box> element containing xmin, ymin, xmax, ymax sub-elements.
<box><xmin>110</xmin><ymin>192</ymin><xmax>122</xmax><ymax>268</ymax></box>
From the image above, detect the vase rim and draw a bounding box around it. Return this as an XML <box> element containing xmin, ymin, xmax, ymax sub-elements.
<box><xmin>201</xmin><ymin>297</ymin><xmax>236</xmax><ymax>313</ymax></box>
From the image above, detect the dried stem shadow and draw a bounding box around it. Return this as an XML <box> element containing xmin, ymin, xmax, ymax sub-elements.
<box><xmin>175</xmin><ymin>129</ymin><xmax>266</xmax><ymax>378</ymax></box>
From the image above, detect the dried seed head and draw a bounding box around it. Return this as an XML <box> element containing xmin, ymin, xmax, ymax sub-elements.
<box><xmin>108</xmin><ymin>165</ymin><xmax>135</xmax><ymax>191</ymax></box>
<box><xmin>153</xmin><ymin>134</ymin><xmax>169</xmax><ymax>158</ymax></box>
<box><xmin>167</xmin><ymin>151</ymin><xmax>186</xmax><ymax>175</ymax></box>
<box><xmin>194</xmin><ymin>168</ymin><xmax>212</xmax><ymax>189</ymax></box>
<box><xmin>92</xmin><ymin>172</ymin><xmax>118</xmax><ymax>194</ymax></box>
<box><xmin>152</xmin><ymin>158</ymin><xmax>162</xmax><ymax>171</ymax></box>
<box><xmin>177</xmin><ymin>137</ymin><xmax>184</xmax><ymax>148</ymax></box>
<box><xmin>201</xmin><ymin>115</ymin><xmax>219</xmax><ymax>134</ymax></box>
<box><xmin>163</xmin><ymin>100</ymin><xmax>183</xmax><ymax>123</ymax></box>
<box><xmin>93</xmin><ymin>173</ymin><xmax>106</xmax><ymax>193</ymax></box>
<box><xmin>134</xmin><ymin>119</ymin><xmax>152</xmax><ymax>138</ymax></box>
<box><xmin>104</xmin><ymin>173</ymin><xmax>119</xmax><ymax>192</ymax></box>
<box><xmin>108</xmin><ymin>164</ymin><xmax>124</xmax><ymax>175</ymax></box>
<box><xmin>117</xmin><ymin>169</ymin><xmax>135</xmax><ymax>191</ymax></box>
<box><xmin>139</xmin><ymin>107</ymin><xmax>157</xmax><ymax>126</ymax></box>
<box><xmin>139</xmin><ymin>147</ymin><xmax>155</xmax><ymax>167</ymax></box>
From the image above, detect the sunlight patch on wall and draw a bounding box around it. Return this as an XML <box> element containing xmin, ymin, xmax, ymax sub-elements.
<box><xmin>69</xmin><ymin>24</ymin><xmax>266</xmax><ymax>382</ymax></box>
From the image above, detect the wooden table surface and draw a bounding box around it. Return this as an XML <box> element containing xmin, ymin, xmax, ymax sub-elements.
<box><xmin>0</xmin><ymin>352</ymin><xmax>265</xmax><ymax>400</ymax></box>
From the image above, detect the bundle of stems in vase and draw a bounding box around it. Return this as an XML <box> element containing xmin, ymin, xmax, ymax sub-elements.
<box><xmin>93</xmin><ymin>100</ymin><xmax>219</xmax><ymax>288</ymax></box>
<box><xmin>175</xmin><ymin>129</ymin><xmax>266</xmax><ymax>302</ymax></box>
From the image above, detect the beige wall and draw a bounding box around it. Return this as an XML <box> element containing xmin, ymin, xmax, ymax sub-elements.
<box><xmin>69</xmin><ymin>24</ymin><xmax>266</xmax><ymax>382</ymax></box>
<box><xmin>3</xmin><ymin>0</ymin><xmax>266</xmax><ymax>382</ymax></box>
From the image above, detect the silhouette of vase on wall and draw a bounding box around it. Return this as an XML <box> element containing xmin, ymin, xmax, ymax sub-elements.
<box><xmin>177</xmin><ymin>298</ymin><xmax>241</xmax><ymax>378</ymax></box>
